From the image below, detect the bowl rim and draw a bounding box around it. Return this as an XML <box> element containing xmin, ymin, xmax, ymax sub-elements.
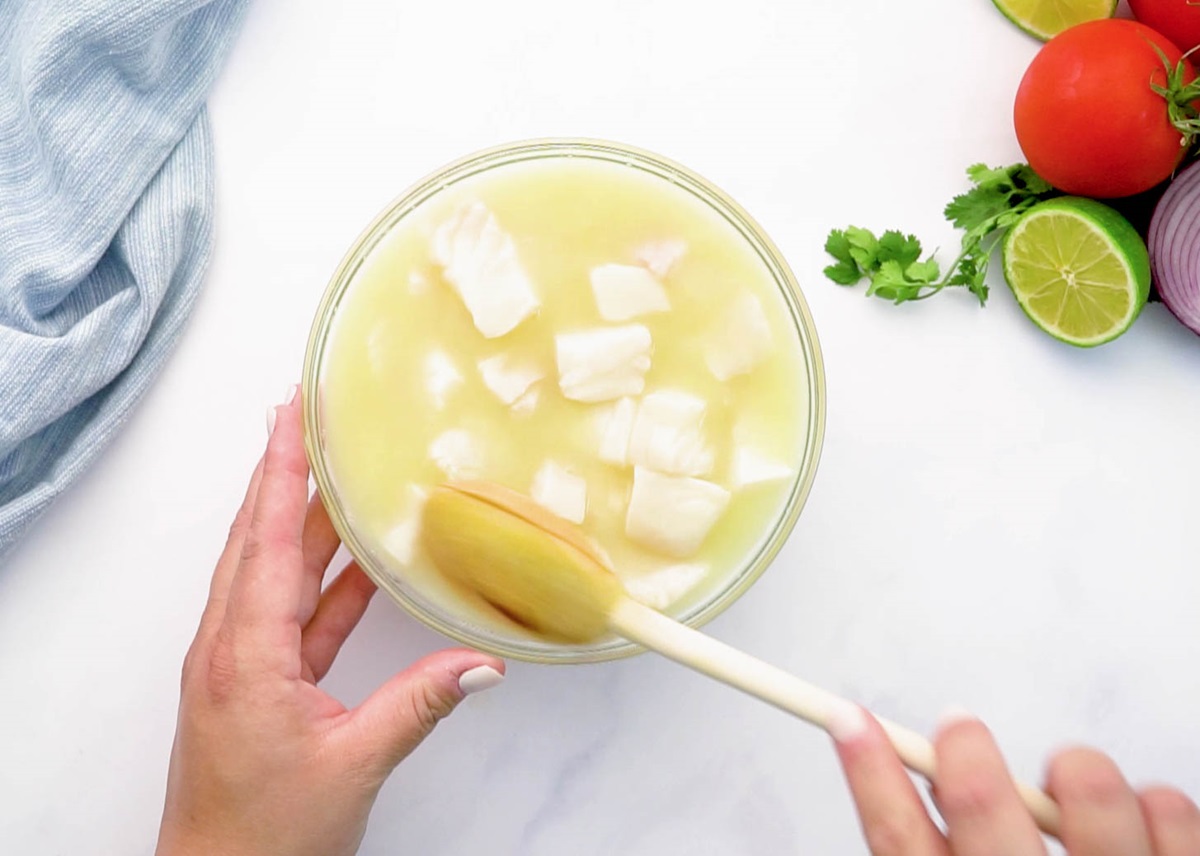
<box><xmin>302</xmin><ymin>137</ymin><xmax>826</xmax><ymax>664</ymax></box>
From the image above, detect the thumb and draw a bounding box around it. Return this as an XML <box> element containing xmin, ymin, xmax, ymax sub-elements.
<box><xmin>345</xmin><ymin>649</ymin><xmax>505</xmax><ymax>774</ymax></box>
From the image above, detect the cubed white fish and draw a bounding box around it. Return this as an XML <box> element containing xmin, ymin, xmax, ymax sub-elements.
<box><xmin>530</xmin><ymin>460</ymin><xmax>588</xmax><ymax>524</ymax></box>
<box><xmin>731</xmin><ymin>446</ymin><xmax>793</xmax><ymax>489</ymax></box>
<box><xmin>627</xmin><ymin>389</ymin><xmax>714</xmax><ymax>476</ymax></box>
<box><xmin>428</xmin><ymin>429</ymin><xmax>483</xmax><ymax>480</ymax></box>
<box><xmin>477</xmin><ymin>353</ymin><xmax>544</xmax><ymax>405</ymax></box>
<box><xmin>511</xmin><ymin>385</ymin><xmax>540</xmax><ymax>415</ymax></box>
<box><xmin>408</xmin><ymin>269</ymin><xmax>430</xmax><ymax>295</ymax></box>
<box><xmin>381</xmin><ymin>518</ymin><xmax>420</xmax><ymax>567</ymax></box>
<box><xmin>424</xmin><ymin>350</ymin><xmax>463</xmax><ymax>410</ymax></box>
<box><xmin>589</xmin><ymin>263</ymin><xmax>670</xmax><ymax>322</ymax></box>
<box><xmin>625</xmin><ymin>467</ymin><xmax>730</xmax><ymax>557</ymax></box>
<box><xmin>431</xmin><ymin>202</ymin><xmax>540</xmax><ymax>338</ymax></box>
<box><xmin>634</xmin><ymin>239</ymin><xmax>688</xmax><ymax>278</ymax></box>
<box><xmin>595</xmin><ymin>396</ymin><xmax>638</xmax><ymax>465</ymax></box>
<box><xmin>556</xmin><ymin>324</ymin><xmax>652</xmax><ymax>403</ymax></box>
<box><xmin>379</xmin><ymin>486</ymin><xmax>430</xmax><ymax>568</ymax></box>
<box><xmin>508</xmin><ymin>386</ymin><xmax>542</xmax><ymax>415</ymax></box>
<box><xmin>704</xmin><ymin>293</ymin><xmax>773</xmax><ymax>381</ymax></box>
<box><xmin>623</xmin><ymin>562</ymin><xmax>707</xmax><ymax>610</ymax></box>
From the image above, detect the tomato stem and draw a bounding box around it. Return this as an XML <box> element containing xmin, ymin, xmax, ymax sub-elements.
<box><xmin>1150</xmin><ymin>43</ymin><xmax>1200</xmax><ymax>148</ymax></box>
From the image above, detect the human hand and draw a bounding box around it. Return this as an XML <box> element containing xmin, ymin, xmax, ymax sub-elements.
<box><xmin>831</xmin><ymin>706</ymin><xmax>1200</xmax><ymax>855</ymax></box>
<box><xmin>155</xmin><ymin>389</ymin><xmax>505</xmax><ymax>856</ymax></box>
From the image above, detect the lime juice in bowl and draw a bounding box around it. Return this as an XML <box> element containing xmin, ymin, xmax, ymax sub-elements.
<box><xmin>303</xmin><ymin>139</ymin><xmax>825</xmax><ymax>663</ymax></box>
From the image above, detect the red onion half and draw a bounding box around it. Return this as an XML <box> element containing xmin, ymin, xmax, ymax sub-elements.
<box><xmin>1149</xmin><ymin>159</ymin><xmax>1200</xmax><ymax>336</ymax></box>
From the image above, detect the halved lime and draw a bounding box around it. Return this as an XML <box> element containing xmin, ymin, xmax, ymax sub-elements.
<box><xmin>1002</xmin><ymin>198</ymin><xmax>1150</xmax><ymax>347</ymax></box>
<box><xmin>991</xmin><ymin>0</ymin><xmax>1117</xmax><ymax>40</ymax></box>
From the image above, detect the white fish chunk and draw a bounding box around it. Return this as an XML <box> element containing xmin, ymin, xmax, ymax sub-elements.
<box><xmin>704</xmin><ymin>293</ymin><xmax>773</xmax><ymax>381</ymax></box>
<box><xmin>428</xmin><ymin>429</ymin><xmax>484</xmax><ymax>480</ymax></box>
<box><xmin>510</xmin><ymin>385</ymin><xmax>540</xmax><ymax>415</ymax></box>
<box><xmin>556</xmin><ymin>324</ymin><xmax>652</xmax><ymax>403</ymax></box>
<box><xmin>408</xmin><ymin>269</ymin><xmax>430</xmax><ymax>295</ymax></box>
<box><xmin>625</xmin><ymin>467</ymin><xmax>730</xmax><ymax>557</ymax></box>
<box><xmin>477</xmin><ymin>353</ymin><xmax>544</xmax><ymax>405</ymax></box>
<box><xmin>381</xmin><ymin>518</ymin><xmax>421</xmax><ymax>568</ymax></box>
<box><xmin>634</xmin><ymin>238</ymin><xmax>688</xmax><ymax>278</ymax></box>
<box><xmin>589</xmin><ymin>263</ymin><xmax>670</xmax><ymax>322</ymax></box>
<box><xmin>595</xmin><ymin>396</ymin><xmax>638</xmax><ymax>466</ymax></box>
<box><xmin>424</xmin><ymin>349</ymin><xmax>463</xmax><ymax>410</ymax></box>
<box><xmin>431</xmin><ymin>202</ymin><xmax>540</xmax><ymax>338</ymax></box>
<box><xmin>731</xmin><ymin>446</ymin><xmax>793</xmax><ymax>489</ymax></box>
<box><xmin>380</xmin><ymin>486</ymin><xmax>430</xmax><ymax>568</ymax></box>
<box><xmin>627</xmin><ymin>389</ymin><xmax>714</xmax><ymax>477</ymax></box>
<box><xmin>623</xmin><ymin>562</ymin><xmax>707</xmax><ymax>610</ymax></box>
<box><xmin>530</xmin><ymin>460</ymin><xmax>588</xmax><ymax>524</ymax></box>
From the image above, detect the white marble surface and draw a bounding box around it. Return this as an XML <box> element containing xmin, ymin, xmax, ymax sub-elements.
<box><xmin>3</xmin><ymin>1</ymin><xmax>1199</xmax><ymax>853</ymax></box>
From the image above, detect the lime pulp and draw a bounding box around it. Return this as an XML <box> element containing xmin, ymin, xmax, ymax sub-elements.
<box><xmin>990</xmin><ymin>0</ymin><xmax>1117</xmax><ymax>40</ymax></box>
<box><xmin>1001</xmin><ymin>197</ymin><xmax>1150</xmax><ymax>347</ymax></box>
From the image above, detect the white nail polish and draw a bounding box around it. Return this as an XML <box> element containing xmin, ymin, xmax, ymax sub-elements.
<box><xmin>285</xmin><ymin>384</ymin><xmax>299</xmax><ymax>405</ymax></box>
<box><xmin>458</xmin><ymin>665</ymin><xmax>504</xmax><ymax>696</ymax></box>
<box><xmin>827</xmin><ymin>703</ymin><xmax>868</xmax><ymax>743</ymax></box>
<box><xmin>936</xmin><ymin>705</ymin><xmax>977</xmax><ymax>732</ymax></box>
<box><xmin>266</xmin><ymin>405</ymin><xmax>278</xmax><ymax>437</ymax></box>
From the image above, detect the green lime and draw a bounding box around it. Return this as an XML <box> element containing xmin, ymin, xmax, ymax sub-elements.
<box><xmin>991</xmin><ymin>0</ymin><xmax>1117</xmax><ymax>40</ymax></box>
<box><xmin>1002</xmin><ymin>197</ymin><xmax>1150</xmax><ymax>347</ymax></box>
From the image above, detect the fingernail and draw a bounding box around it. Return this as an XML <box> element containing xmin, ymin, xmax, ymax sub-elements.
<box><xmin>936</xmin><ymin>705</ymin><xmax>978</xmax><ymax>732</ymax></box>
<box><xmin>926</xmin><ymin>783</ymin><xmax>944</xmax><ymax>814</ymax></box>
<box><xmin>266</xmin><ymin>405</ymin><xmax>278</xmax><ymax>437</ymax></box>
<box><xmin>458</xmin><ymin>665</ymin><xmax>504</xmax><ymax>696</ymax></box>
<box><xmin>827</xmin><ymin>703</ymin><xmax>869</xmax><ymax>743</ymax></box>
<box><xmin>284</xmin><ymin>384</ymin><xmax>299</xmax><ymax>405</ymax></box>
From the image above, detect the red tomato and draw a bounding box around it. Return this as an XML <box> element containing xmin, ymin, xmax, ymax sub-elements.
<box><xmin>1130</xmin><ymin>0</ymin><xmax>1200</xmax><ymax>52</ymax></box>
<box><xmin>1013</xmin><ymin>19</ymin><xmax>1193</xmax><ymax>198</ymax></box>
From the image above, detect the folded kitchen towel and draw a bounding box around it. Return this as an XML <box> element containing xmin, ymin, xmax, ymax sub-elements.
<box><xmin>0</xmin><ymin>1</ymin><xmax>248</xmax><ymax>558</ymax></box>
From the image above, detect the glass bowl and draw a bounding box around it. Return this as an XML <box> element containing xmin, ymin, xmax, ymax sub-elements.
<box><xmin>302</xmin><ymin>138</ymin><xmax>825</xmax><ymax>663</ymax></box>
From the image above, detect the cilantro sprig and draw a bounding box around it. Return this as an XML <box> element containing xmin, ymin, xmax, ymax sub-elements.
<box><xmin>824</xmin><ymin>163</ymin><xmax>1057</xmax><ymax>305</ymax></box>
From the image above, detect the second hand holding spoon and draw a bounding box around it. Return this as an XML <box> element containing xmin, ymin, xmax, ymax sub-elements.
<box><xmin>420</xmin><ymin>480</ymin><xmax>1061</xmax><ymax>836</ymax></box>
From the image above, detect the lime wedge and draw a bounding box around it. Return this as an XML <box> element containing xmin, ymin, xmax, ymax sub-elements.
<box><xmin>991</xmin><ymin>0</ymin><xmax>1116</xmax><ymax>40</ymax></box>
<box><xmin>1002</xmin><ymin>198</ymin><xmax>1150</xmax><ymax>347</ymax></box>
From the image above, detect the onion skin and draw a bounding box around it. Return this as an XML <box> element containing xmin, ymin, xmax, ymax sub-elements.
<box><xmin>1148</xmin><ymin>159</ymin><xmax>1200</xmax><ymax>336</ymax></box>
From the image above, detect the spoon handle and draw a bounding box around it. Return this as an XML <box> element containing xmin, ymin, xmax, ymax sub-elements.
<box><xmin>608</xmin><ymin>596</ymin><xmax>1061</xmax><ymax>837</ymax></box>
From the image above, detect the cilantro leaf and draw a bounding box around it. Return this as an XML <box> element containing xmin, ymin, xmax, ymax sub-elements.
<box><xmin>868</xmin><ymin>259</ymin><xmax>923</xmax><ymax>303</ymax></box>
<box><xmin>965</xmin><ymin>163</ymin><xmax>1011</xmax><ymax>186</ymax></box>
<box><xmin>945</xmin><ymin>249</ymin><xmax>989</xmax><ymax>306</ymax></box>
<box><xmin>905</xmin><ymin>258</ymin><xmax>940</xmax><ymax>283</ymax></box>
<box><xmin>845</xmin><ymin>226</ymin><xmax>879</xmax><ymax>270</ymax></box>
<box><xmin>946</xmin><ymin>162</ymin><xmax>1056</xmax><ymax>237</ymax></box>
<box><xmin>1012</xmin><ymin>165</ymin><xmax>1053</xmax><ymax>195</ymax></box>
<box><xmin>824</xmin><ymin>259</ymin><xmax>862</xmax><ymax>285</ymax></box>
<box><xmin>945</xmin><ymin>184</ymin><xmax>1011</xmax><ymax>233</ymax></box>
<box><xmin>825</xmin><ymin>229</ymin><xmax>854</xmax><ymax>264</ymax></box>
<box><xmin>877</xmin><ymin>230</ymin><xmax>922</xmax><ymax>268</ymax></box>
<box><xmin>823</xmin><ymin>230</ymin><xmax>863</xmax><ymax>285</ymax></box>
<box><xmin>823</xmin><ymin>162</ymin><xmax>1058</xmax><ymax>307</ymax></box>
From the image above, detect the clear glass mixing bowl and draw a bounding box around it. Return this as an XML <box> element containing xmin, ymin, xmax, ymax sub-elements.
<box><xmin>302</xmin><ymin>138</ymin><xmax>825</xmax><ymax>663</ymax></box>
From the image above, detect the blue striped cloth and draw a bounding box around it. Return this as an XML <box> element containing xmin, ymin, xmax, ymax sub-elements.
<box><xmin>0</xmin><ymin>1</ymin><xmax>247</xmax><ymax>557</ymax></box>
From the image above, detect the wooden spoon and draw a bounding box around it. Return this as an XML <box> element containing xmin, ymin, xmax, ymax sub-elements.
<box><xmin>420</xmin><ymin>480</ymin><xmax>1061</xmax><ymax>836</ymax></box>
